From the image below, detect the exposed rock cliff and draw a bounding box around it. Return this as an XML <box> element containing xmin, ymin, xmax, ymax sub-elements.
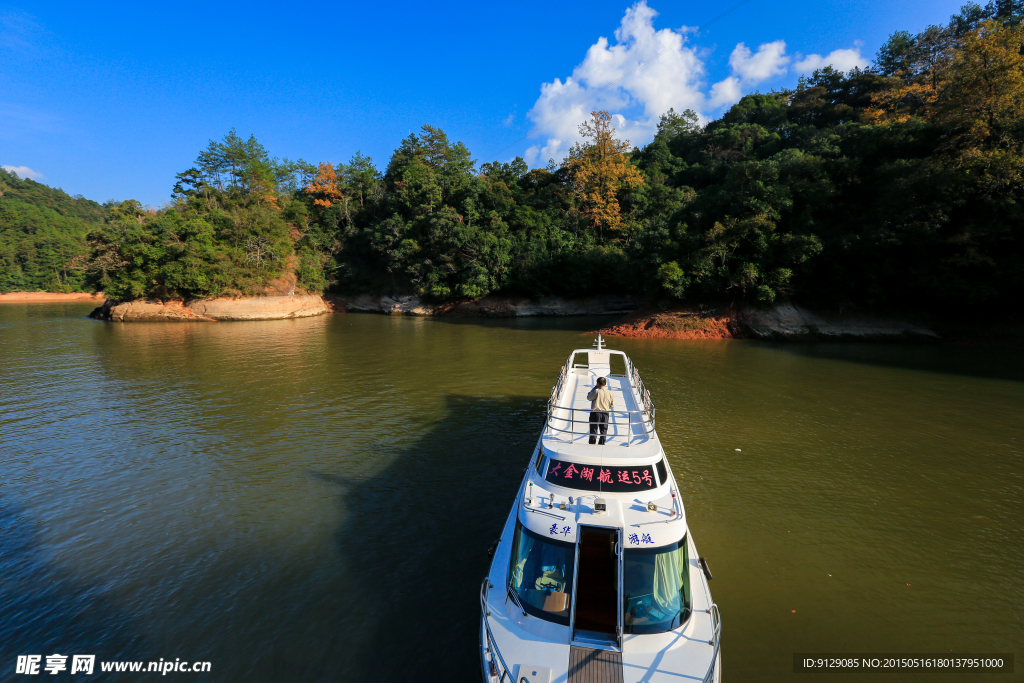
<box><xmin>738</xmin><ymin>302</ymin><xmax>938</xmax><ymax>340</ymax></box>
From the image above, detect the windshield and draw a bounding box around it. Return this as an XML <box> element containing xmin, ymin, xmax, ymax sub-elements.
<box><xmin>622</xmin><ymin>535</ymin><xmax>691</xmax><ymax>633</ymax></box>
<box><xmin>507</xmin><ymin>521</ymin><xmax>575</xmax><ymax>625</ymax></box>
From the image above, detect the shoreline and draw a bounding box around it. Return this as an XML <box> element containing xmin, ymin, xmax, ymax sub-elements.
<box><xmin>328</xmin><ymin>293</ymin><xmax>641</xmax><ymax>318</ymax></box>
<box><xmin>9</xmin><ymin>289</ymin><xmax>1019</xmax><ymax>344</ymax></box>
<box><xmin>599</xmin><ymin>301</ymin><xmax>942</xmax><ymax>342</ymax></box>
<box><xmin>0</xmin><ymin>291</ymin><xmax>106</xmax><ymax>304</ymax></box>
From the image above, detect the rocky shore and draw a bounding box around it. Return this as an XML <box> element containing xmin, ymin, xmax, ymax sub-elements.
<box><xmin>332</xmin><ymin>293</ymin><xmax>641</xmax><ymax>317</ymax></box>
<box><xmin>0</xmin><ymin>291</ymin><xmax>106</xmax><ymax>304</ymax></box>
<box><xmin>333</xmin><ymin>294</ymin><xmax>942</xmax><ymax>341</ymax></box>
<box><xmin>89</xmin><ymin>294</ymin><xmax>329</xmax><ymax>322</ymax></box>
<box><xmin>601</xmin><ymin>302</ymin><xmax>940</xmax><ymax>341</ymax></box>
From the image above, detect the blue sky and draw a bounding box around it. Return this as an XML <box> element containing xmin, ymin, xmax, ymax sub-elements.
<box><xmin>1</xmin><ymin>0</ymin><xmax>965</xmax><ymax>207</ymax></box>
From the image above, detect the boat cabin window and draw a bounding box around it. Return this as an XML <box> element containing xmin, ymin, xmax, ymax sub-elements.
<box><xmin>655</xmin><ymin>457</ymin><xmax>668</xmax><ymax>486</ymax></box>
<box><xmin>544</xmin><ymin>458</ymin><xmax>657</xmax><ymax>492</ymax></box>
<box><xmin>535</xmin><ymin>453</ymin><xmax>547</xmax><ymax>477</ymax></box>
<box><xmin>622</xmin><ymin>535</ymin><xmax>691</xmax><ymax>634</ymax></box>
<box><xmin>507</xmin><ymin>521</ymin><xmax>575</xmax><ymax>625</ymax></box>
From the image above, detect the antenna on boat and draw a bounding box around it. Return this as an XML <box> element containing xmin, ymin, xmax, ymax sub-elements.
<box><xmin>593</xmin><ymin>331</ymin><xmax>605</xmax><ymax>350</ymax></box>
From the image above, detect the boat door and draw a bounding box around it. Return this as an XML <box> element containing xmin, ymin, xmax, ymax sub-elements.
<box><xmin>569</xmin><ymin>525</ymin><xmax>622</xmax><ymax>649</ymax></box>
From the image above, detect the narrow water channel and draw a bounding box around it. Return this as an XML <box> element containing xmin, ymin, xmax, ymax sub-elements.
<box><xmin>1</xmin><ymin>303</ymin><xmax>1021</xmax><ymax>681</ymax></box>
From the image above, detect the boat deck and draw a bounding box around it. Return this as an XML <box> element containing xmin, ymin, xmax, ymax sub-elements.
<box><xmin>568</xmin><ymin>646</ymin><xmax>624</xmax><ymax>683</ymax></box>
<box><xmin>542</xmin><ymin>348</ymin><xmax>661</xmax><ymax>458</ymax></box>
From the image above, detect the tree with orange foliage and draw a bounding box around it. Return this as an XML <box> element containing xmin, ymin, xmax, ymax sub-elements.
<box><xmin>934</xmin><ymin>19</ymin><xmax>1024</xmax><ymax>184</ymax></box>
<box><xmin>562</xmin><ymin>111</ymin><xmax>644</xmax><ymax>240</ymax></box>
<box><xmin>305</xmin><ymin>162</ymin><xmax>342</xmax><ymax>207</ymax></box>
<box><xmin>865</xmin><ymin>20</ymin><xmax>1024</xmax><ymax>185</ymax></box>
<box><xmin>862</xmin><ymin>81</ymin><xmax>938</xmax><ymax>125</ymax></box>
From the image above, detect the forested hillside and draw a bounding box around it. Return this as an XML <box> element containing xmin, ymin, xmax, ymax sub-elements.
<box><xmin>0</xmin><ymin>169</ymin><xmax>106</xmax><ymax>292</ymax></box>
<box><xmin>304</xmin><ymin>2</ymin><xmax>1024</xmax><ymax>311</ymax></box>
<box><xmin>5</xmin><ymin>2</ymin><xmax>1022</xmax><ymax>312</ymax></box>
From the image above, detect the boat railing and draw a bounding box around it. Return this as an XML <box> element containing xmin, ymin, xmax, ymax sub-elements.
<box><xmin>702</xmin><ymin>603</ymin><xmax>722</xmax><ymax>683</ymax></box>
<box><xmin>544</xmin><ymin>404</ymin><xmax>656</xmax><ymax>446</ymax></box>
<box><xmin>480</xmin><ymin>579</ymin><xmax>513</xmax><ymax>683</ymax></box>
<box><xmin>544</xmin><ymin>354</ymin><xmax>656</xmax><ymax>446</ymax></box>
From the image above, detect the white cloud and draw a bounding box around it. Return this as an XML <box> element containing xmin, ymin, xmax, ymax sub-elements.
<box><xmin>503</xmin><ymin>113</ymin><xmax>515</xmax><ymax>127</ymax></box>
<box><xmin>706</xmin><ymin>40</ymin><xmax>790</xmax><ymax>110</ymax></box>
<box><xmin>2</xmin><ymin>164</ymin><xmax>44</xmax><ymax>180</ymax></box>
<box><xmin>729</xmin><ymin>40</ymin><xmax>790</xmax><ymax>84</ymax></box>
<box><xmin>524</xmin><ymin>2</ymin><xmax>867</xmax><ymax>164</ymax></box>
<box><xmin>794</xmin><ymin>48</ymin><xmax>869</xmax><ymax>74</ymax></box>
<box><xmin>707</xmin><ymin>76</ymin><xmax>742</xmax><ymax>109</ymax></box>
<box><xmin>525</xmin><ymin>1</ymin><xmax>706</xmax><ymax>165</ymax></box>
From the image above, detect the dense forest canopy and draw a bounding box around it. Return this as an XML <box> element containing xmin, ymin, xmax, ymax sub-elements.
<box><xmin>84</xmin><ymin>131</ymin><xmax>321</xmax><ymax>300</ymax></box>
<box><xmin>3</xmin><ymin>3</ymin><xmax>1022</xmax><ymax>311</ymax></box>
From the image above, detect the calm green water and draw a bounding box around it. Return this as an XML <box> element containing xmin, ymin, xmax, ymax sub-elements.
<box><xmin>1</xmin><ymin>303</ymin><xmax>1021</xmax><ymax>682</ymax></box>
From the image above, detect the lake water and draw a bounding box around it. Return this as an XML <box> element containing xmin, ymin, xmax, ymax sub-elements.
<box><xmin>1</xmin><ymin>303</ymin><xmax>1021</xmax><ymax>682</ymax></box>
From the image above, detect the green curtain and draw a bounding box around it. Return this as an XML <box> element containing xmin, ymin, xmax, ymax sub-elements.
<box><xmin>652</xmin><ymin>546</ymin><xmax>681</xmax><ymax>613</ymax></box>
<box><xmin>512</xmin><ymin>533</ymin><xmax>535</xmax><ymax>589</ymax></box>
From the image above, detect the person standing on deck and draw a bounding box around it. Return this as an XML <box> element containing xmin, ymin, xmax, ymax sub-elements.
<box><xmin>587</xmin><ymin>377</ymin><xmax>614</xmax><ymax>445</ymax></box>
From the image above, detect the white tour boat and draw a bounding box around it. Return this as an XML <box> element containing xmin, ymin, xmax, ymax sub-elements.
<box><xmin>480</xmin><ymin>334</ymin><xmax>721</xmax><ymax>683</ymax></box>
